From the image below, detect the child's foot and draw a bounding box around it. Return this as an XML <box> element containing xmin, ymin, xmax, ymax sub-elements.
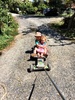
<box><xmin>40</xmin><ymin>55</ymin><xmax>45</xmax><ymax>58</ymax></box>
<box><xmin>44</xmin><ymin>53</ymin><xmax>48</xmax><ymax>57</ymax></box>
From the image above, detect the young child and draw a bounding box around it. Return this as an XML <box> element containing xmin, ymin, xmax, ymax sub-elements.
<box><xmin>35</xmin><ymin>32</ymin><xmax>41</xmax><ymax>46</ymax></box>
<box><xmin>34</xmin><ymin>35</ymin><xmax>48</xmax><ymax>57</ymax></box>
<box><xmin>31</xmin><ymin>32</ymin><xmax>41</xmax><ymax>57</ymax></box>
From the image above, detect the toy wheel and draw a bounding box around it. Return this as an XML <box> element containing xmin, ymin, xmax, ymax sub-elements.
<box><xmin>27</xmin><ymin>68</ymin><xmax>31</xmax><ymax>73</ymax></box>
<box><xmin>30</xmin><ymin>65</ymin><xmax>33</xmax><ymax>72</ymax></box>
<box><xmin>27</xmin><ymin>65</ymin><xmax>33</xmax><ymax>73</ymax></box>
<box><xmin>47</xmin><ymin>64</ymin><xmax>51</xmax><ymax>71</ymax></box>
<box><xmin>44</xmin><ymin>57</ymin><xmax>46</xmax><ymax>61</ymax></box>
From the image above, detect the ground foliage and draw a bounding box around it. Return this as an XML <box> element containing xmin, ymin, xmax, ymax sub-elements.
<box><xmin>0</xmin><ymin>3</ymin><xmax>18</xmax><ymax>50</ymax></box>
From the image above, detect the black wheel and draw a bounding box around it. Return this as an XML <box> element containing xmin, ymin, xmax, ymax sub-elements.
<box><xmin>44</xmin><ymin>57</ymin><xmax>46</xmax><ymax>61</ymax></box>
<box><xmin>27</xmin><ymin>68</ymin><xmax>31</xmax><ymax>73</ymax></box>
<box><xmin>47</xmin><ymin>64</ymin><xmax>51</xmax><ymax>71</ymax></box>
<box><xmin>27</xmin><ymin>65</ymin><xmax>33</xmax><ymax>73</ymax></box>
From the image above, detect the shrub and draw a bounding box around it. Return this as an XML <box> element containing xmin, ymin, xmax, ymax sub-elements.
<box><xmin>38</xmin><ymin>3</ymin><xmax>47</xmax><ymax>13</ymax></box>
<box><xmin>0</xmin><ymin>7</ymin><xmax>18</xmax><ymax>50</ymax></box>
<box><xmin>0</xmin><ymin>35</ymin><xmax>14</xmax><ymax>50</ymax></box>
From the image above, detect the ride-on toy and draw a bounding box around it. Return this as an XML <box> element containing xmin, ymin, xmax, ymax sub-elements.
<box><xmin>27</xmin><ymin>54</ymin><xmax>50</xmax><ymax>72</ymax></box>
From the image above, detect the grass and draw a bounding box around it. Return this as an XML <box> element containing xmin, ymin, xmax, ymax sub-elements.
<box><xmin>0</xmin><ymin>35</ymin><xmax>14</xmax><ymax>50</ymax></box>
<box><xmin>61</xmin><ymin>9</ymin><xmax>74</xmax><ymax>17</ymax></box>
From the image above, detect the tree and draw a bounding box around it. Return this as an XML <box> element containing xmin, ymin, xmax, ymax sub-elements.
<box><xmin>49</xmin><ymin>0</ymin><xmax>63</xmax><ymax>8</ymax></box>
<box><xmin>65</xmin><ymin>0</ymin><xmax>75</xmax><ymax>29</ymax></box>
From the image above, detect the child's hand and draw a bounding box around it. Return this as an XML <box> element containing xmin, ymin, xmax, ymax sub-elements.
<box><xmin>38</xmin><ymin>44</ymin><xmax>44</xmax><ymax>48</ymax></box>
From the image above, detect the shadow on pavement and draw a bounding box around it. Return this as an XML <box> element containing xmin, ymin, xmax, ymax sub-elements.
<box><xmin>17</xmin><ymin>15</ymin><xmax>75</xmax><ymax>46</ymax></box>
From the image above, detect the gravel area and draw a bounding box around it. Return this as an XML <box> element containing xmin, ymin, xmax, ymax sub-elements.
<box><xmin>0</xmin><ymin>14</ymin><xmax>75</xmax><ymax>100</ymax></box>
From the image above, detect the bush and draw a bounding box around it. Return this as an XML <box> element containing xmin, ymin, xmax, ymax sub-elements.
<box><xmin>19</xmin><ymin>1</ymin><xmax>38</xmax><ymax>14</ymax></box>
<box><xmin>0</xmin><ymin>35</ymin><xmax>14</xmax><ymax>50</ymax></box>
<box><xmin>25</xmin><ymin>1</ymin><xmax>36</xmax><ymax>14</ymax></box>
<box><xmin>8</xmin><ymin>1</ymin><xmax>20</xmax><ymax>13</ymax></box>
<box><xmin>0</xmin><ymin>7</ymin><xmax>18</xmax><ymax>50</ymax></box>
<box><xmin>38</xmin><ymin>3</ymin><xmax>47</xmax><ymax>13</ymax></box>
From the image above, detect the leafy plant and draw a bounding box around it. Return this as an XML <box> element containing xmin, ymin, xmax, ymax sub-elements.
<box><xmin>0</xmin><ymin>35</ymin><xmax>14</xmax><ymax>50</ymax></box>
<box><xmin>38</xmin><ymin>3</ymin><xmax>47</xmax><ymax>12</ymax></box>
<box><xmin>0</xmin><ymin>6</ymin><xmax>18</xmax><ymax>50</ymax></box>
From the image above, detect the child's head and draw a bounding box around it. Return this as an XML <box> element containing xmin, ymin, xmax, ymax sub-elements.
<box><xmin>35</xmin><ymin>32</ymin><xmax>41</xmax><ymax>41</ymax></box>
<box><xmin>40</xmin><ymin>35</ymin><xmax>46</xmax><ymax>43</ymax></box>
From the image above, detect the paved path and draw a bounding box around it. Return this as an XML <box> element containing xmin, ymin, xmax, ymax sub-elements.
<box><xmin>0</xmin><ymin>14</ymin><xmax>75</xmax><ymax>100</ymax></box>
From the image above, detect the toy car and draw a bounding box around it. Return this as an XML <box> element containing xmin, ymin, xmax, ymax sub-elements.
<box><xmin>27</xmin><ymin>54</ymin><xmax>50</xmax><ymax>72</ymax></box>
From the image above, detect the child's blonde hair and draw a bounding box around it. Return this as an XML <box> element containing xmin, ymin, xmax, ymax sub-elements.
<box><xmin>40</xmin><ymin>35</ymin><xmax>46</xmax><ymax>41</ymax></box>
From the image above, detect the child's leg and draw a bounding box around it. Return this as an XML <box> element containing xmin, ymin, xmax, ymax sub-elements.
<box><xmin>40</xmin><ymin>53</ymin><xmax>43</xmax><ymax>57</ymax></box>
<box><xmin>44</xmin><ymin>48</ymin><xmax>48</xmax><ymax>55</ymax></box>
<box><xmin>44</xmin><ymin>48</ymin><xmax>47</xmax><ymax>54</ymax></box>
<box><xmin>37</xmin><ymin>53</ymin><xmax>40</xmax><ymax>57</ymax></box>
<box><xmin>33</xmin><ymin>47</ymin><xmax>37</xmax><ymax>54</ymax></box>
<box><xmin>31</xmin><ymin>47</ymin><xmax>38</xmax><ymax>57</ymax></box>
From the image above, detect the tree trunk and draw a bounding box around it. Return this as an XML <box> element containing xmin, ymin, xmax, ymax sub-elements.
<box><xmin>68</xmin><ymin>13</ymin><xmax>75</xmax><ymax>30</ymax></box>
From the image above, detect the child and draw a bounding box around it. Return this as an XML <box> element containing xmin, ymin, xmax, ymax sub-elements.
<box><xmin>31</xmin><ymin>32</ymin><xmax>41</xmax><ymax>57</ymax></box>
<box><xmin>35</xmin><ymin>32</ymin><xmax>41</xmax><ymax>46</ymax></box>
<box><xmin>34</xmin><ymin>35</ymin><xmax>48</xmax><ymax>57</ymax></box>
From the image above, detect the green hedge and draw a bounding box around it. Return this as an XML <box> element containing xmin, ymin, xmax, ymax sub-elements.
<box><xmin>0</xmin><ymin>8</ymin><xmax>18</xmax><ymax>50</ymax></box>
